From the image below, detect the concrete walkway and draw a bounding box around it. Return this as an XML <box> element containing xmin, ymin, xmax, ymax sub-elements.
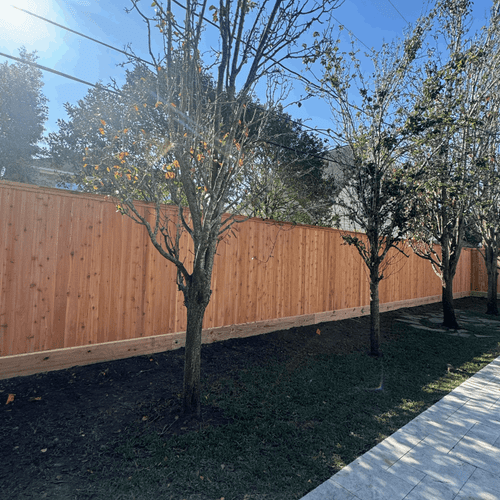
<box><xmin>300</xmin><ymin>355</ymin><xmax>500</xmax><ymax>500</ymax></box>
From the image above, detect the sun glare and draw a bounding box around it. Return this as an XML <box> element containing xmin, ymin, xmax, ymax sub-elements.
<box><xmin>0</xmin><ymin>1</ymin><xmax>51</xmax><ymax>43</ymax></box>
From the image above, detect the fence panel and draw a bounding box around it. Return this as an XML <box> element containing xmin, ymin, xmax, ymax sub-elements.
<box><xmin>470</xmin><ymin>247</ymin><xmax>500</xmax><ymax>294</ymax></box>
<box><xmin>0</xmin><ymin>181</ymin><xmax>479</xmax><ymax>361</ymax></box>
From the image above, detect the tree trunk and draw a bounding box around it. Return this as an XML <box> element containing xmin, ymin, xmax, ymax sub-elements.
<box><xmin>369</xmin><ymin>275</ymin><xmax>382</xmax><ymax>357</ymax></box>
<box><xmin>441</xmin><ymin>274</ymin><xmax>459</xmax><ymax>329</ymax></box>
<box><xmin>485</xmin><ymin>246</ymin><xmax>499</xmax><ymax>316</ymax></box>
<box><xmin>182</xmin><ymin>277</ymin><xmax>211</xmax><ymax>418</ymax></box>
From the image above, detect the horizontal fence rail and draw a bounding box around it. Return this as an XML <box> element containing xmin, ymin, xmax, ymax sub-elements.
<box><xmin>0</xmin><ymin>181</ymin><xmax>496</xmax><ymax>378</ymax></box>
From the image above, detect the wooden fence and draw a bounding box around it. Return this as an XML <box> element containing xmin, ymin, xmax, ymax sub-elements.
<box><xmin>0</xmin><ymin>181</ymin><xmax>492</xmax><ymax>378</ymax></box>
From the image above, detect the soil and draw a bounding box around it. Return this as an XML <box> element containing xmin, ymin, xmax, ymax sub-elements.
<box><xmin>0</xmin><ymin>297</ymin><xmax>491</xmax><ymax>499</ymax></box>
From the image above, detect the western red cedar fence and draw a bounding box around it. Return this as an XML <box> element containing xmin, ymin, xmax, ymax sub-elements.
<box><xmin>0</xmin><ymin>181</ymin><xmax>493</xmax><ymax>379</ymax></box>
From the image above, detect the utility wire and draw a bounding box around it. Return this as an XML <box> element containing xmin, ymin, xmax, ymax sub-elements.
<box><xmin>12</xmin><ymin>4</ymin><xmax>341</xmax><ymax>141</ymax></box>
<box><xmin>330</xmin><ymin>16</ymin><xmax>374</xmax><ymax>53</ymax></box>
<box><xmin>12</xmin><ymin>1</ymin><xmax>407</xmax><ymax>147</ymax></box>
<box><xmin>0</xmin><ymin>51</ymin><xmax>121</xmax><ymax>95</ymax></box>
<box><xmin>0</xmin><ymin>51</ymin><xmax>337</xmax><ymax>161</ymax></box>
<box><xmin>387</xmin><ymin>0</ymin><xmax>409</xmax><ymax>24</ymax></box>
<box><xmin>14</xmin><ymin>1</ymin><xmax>388</xmax><ymax>133</ymax></box>
<box><xmin>11</xmin><ymin>6</ymin><xmax>154</xmax><ymax>68</ymax></box>
<box><xmin>10</xmin><ymin>4</ymin><xmax>387</xmax><ymax>152</ymax></box>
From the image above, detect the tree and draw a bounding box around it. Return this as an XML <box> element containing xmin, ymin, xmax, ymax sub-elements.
<box><xmin>0</xmin><ymin>47</ymin><xmax>48</xmax><ymax>183</ymax></box>
<box><xmin>406</xmin><ymin>0</ymin><xmax>500</xmax><ymax>328</ymax></box>
<box><xmin>57</xmin><ymin>0</ymin><xmax>341</xmax><ymax>417</ymax></box>
<box><xmin>49</xmin><ymin>80</ymin><xmax>333</xmax><ymax>225</ymax></box>
<box><xmin>468</xmin><ymin>51</ymin><xmax>500</xmax><ymax>315</ymax></box>
<box><xmin>47</xmin><ymin>65</ymin><xmax>157</xmax><ymax>191</ymax></box>
<box><xmin>303</xmin><ymin>23</ymin><xmax>428</xmax><ymax>356</ymax></box>
<box><xmin>472</xmin><ymin>161</ymin><xmax>500</xmax><ymax>316</ymax></box>
<box><xmin>246</xmin><ymin>107</ymin><xmax>333</xmax><ymax>225</ymax></box>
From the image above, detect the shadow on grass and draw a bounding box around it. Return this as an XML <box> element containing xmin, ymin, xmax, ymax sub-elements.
<box><xmin>89</xmin><ymin>310</ymin><xmax>500</xmax><ymax>500</ymax></box>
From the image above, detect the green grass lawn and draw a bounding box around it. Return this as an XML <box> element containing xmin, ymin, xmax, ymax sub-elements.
<box><xmin>87</xmin><ymin>309</ymin><xmax>500</xmax><ymax>500</ymax></box>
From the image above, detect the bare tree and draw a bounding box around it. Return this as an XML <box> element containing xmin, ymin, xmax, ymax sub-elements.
<box><xmin>304</xmin><ymin>22</ymin><xmax>429</xmax><ymax>356</ymax></box>
<box><xmin>76</xmin><ymin>0</ymin><xmax>341</xmax><ymax>417</ymax></box>
<box><xmin>407</xmin><ymin>0</ymin><xmax>500</xmax><ymax>328</ymax></box>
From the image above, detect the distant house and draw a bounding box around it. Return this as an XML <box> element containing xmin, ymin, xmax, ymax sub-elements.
<box><xmin>324</xmin><ymin>145</ymin><xmax>353</xmax><ymax>187</ymax></box>
<box><xmin>33</xmin><ymin>158</ymin><xmax>79</xmax><ymax>189</ymax></box>
<box><xmin>323</xmin><ymin>145</ymin><xmax>364</xmax><ymax>232</ymax></box>
<box><xmin>0</xmin><ymin>158</ymin><xmax>78</xmax><ymax>189</ymax></box>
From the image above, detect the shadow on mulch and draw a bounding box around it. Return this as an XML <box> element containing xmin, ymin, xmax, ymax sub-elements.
<box><xmin>0</xmin><ymin>297</ymin><xmax>492</xmax><ymax>499</ymax></box>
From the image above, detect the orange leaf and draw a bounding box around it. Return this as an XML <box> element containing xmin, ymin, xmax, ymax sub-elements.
<box><xmin>316</xmin><ymin>329</ymin><xmax>321</xmax><ymax>335</ymax></box>
<box><xmin>100</xmin><ymin>119</ymin><xmax>106</xmax><ymax>127</ymax></box>
<box><xmin>6</xmin><ymin>394</ymin><xmax>15</xmax><ymax>405</ymax></box>
<box><xmin>98</xmin><ymin>127</ymin><xmax>105</xmax><ymax>135</ymax></box>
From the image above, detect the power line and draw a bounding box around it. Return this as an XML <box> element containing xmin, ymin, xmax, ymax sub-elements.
<box><xmin>11</xmin><ymin>6</ymin><xmax>154</xmax><ymax>68</ymax></box>
<box><xmin>386</xmin><ymin>0</ymin><xmax>409</xmax><ymax>24</ymax></box>
<box><xmin>13</xmin><ymin>4</ymin><xmax>340</xmax><ymax>141</ymax></box>
<box><xmin>0</xmin><ymin>51</ymin><xmax>121</xmax><ymax>95</ymax></box>
<box><xmin>0</xmin><ymin>52</ymin><xmax>335</xmax><ymax>161</ymax></box>
<box><xmin>330</xmin><ymin>16</ymin><xmax>374</xmax><ymax>53</ymax></box>
<box><xmin>7</xmin><ymin>4</ymin><xmax>403</xmax><ymax>150</ymax></box>
<box><xmin>11</xmin><ymin>1</ymin><xmax>393</xmax><ymax>132</ymax></box>
<box><xmin>12</xmin><ymin>3</ymin><xmax>383</xmax><ymax>149</ymax></box>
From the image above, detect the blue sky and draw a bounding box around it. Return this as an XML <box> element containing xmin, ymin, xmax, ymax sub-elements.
<box><xmin>0</xmin><ymin>0</ymin><xmax>495</xmax><ymax>143</ymax></box>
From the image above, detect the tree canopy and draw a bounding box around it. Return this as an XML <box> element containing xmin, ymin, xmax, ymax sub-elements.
<box><xmin>246</xmin><ymin>107</ymin><xmax>334</xmax><ymax>225</ymax></box>
<box><xmin>0</xmin><ymin>47</ymin><xmax>48</xmax><ymax>183</ymax></box>
<box><xmin>406</xmin><ymin>0</ymin><xmax>500</xmax><ymax>327</ymax></box>
<box><xmin>49</xmin><ymin>65</ymin><xmax>333</xmax><ymax>224</ymax></box>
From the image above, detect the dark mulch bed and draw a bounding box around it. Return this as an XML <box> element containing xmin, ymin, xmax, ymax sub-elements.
<box><xmin>0</xmin><ymin>297</ymin><xmax>492</xmax><ymax>499</ymax></box>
